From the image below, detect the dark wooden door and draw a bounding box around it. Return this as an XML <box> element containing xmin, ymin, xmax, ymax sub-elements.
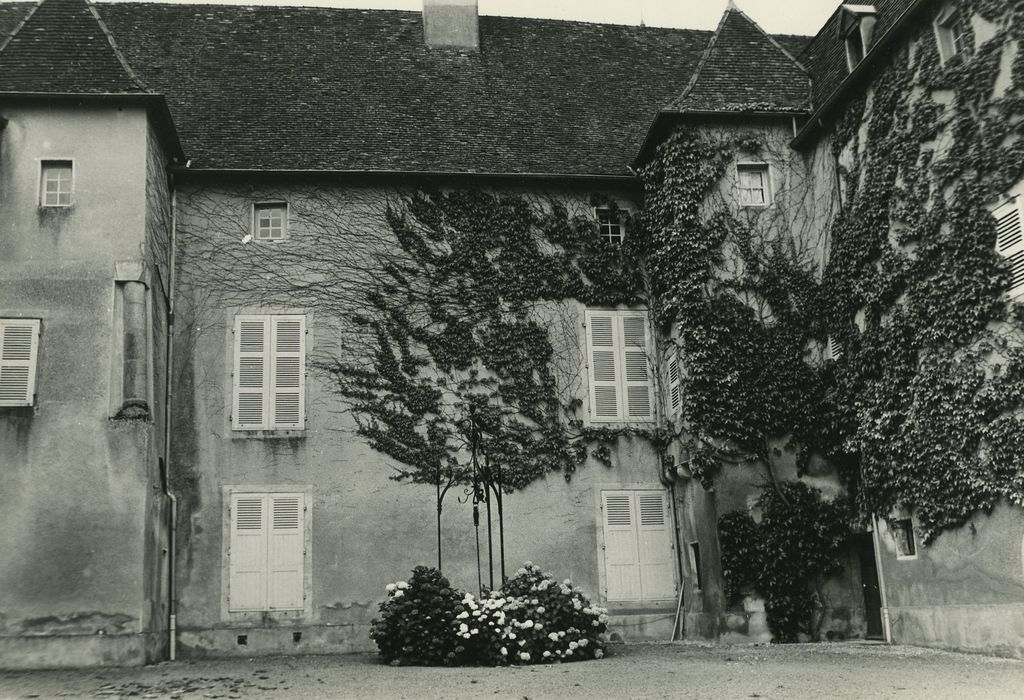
<box><xmin>854</xmin><ymin>533</ymin><xmax>884</xmax><ymax>639</ymax></box>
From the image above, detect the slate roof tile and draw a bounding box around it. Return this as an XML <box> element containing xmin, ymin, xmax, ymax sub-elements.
<box><xmin>0</xmin><ymin>0</ymin><xmax>146</xmax><ymax>93</ymax></box>
<box><xmin>0</xmin><ymin>1</ymin><xmax>816</xmax><ymax>175</ymax></box>
<box><xmin>669</xmin><ymin>6</ymin><xmax>809</xmax><ymax>113</ymax></box>
<box><xmin>798</xmin><ymin>0</ymin><xmax>916</xmax><ymax>110</ymax></box>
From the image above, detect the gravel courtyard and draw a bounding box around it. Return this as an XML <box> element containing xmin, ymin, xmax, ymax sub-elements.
<box><xmin>2</xmin><ymin>642</ymin><xmax>1023</xmax><ymax>700</ymax></box>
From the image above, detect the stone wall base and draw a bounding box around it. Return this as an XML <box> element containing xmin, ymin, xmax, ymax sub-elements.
<box><xmin>0</xmin><ymin>633</ymin><xmax>158</xmax><ymax>669</ymax></box>
<box><xmin>890</xmin><ymin>603</ymin><xmax>1024</xmax><ymax>659</ymax></box>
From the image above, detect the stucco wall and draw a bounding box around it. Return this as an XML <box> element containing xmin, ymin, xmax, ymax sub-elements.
<box><xmin>0</xmin><ymin>102</ymin><xmax>168</xmax><ymax>668</ymax></box>
<box><xmin>170</xmin><ymin>180</ymin><xmax>687</xmax><ymax>655</ymax></box>
<box><xmin>875</xmin><ymin>504</ymin><xmax>1024</xmax><ymax>658</ymax></box>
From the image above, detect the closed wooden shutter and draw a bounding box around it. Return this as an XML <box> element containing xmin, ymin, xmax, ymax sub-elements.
<box><xmin>667</xmin><ymin>348</ymin><xmax>682</xmax><ymax>416</ymax></box>
<box><xmin>270</xmin><ymin>317</ymin><xmax>305</xmax><ymax>429</ymax></box>
<box><xmin>586</xmin><ymin>312</ymin><xmax>620</xmax><ymax>421</ymax></box>
<box><xmin>234</xmin><ymin>316</ymin><xmax>270</xmax><ymax>429</ymax></box>
<box><xmin>268</xmin><ymin>494</ymin><xmax>305</xmax><ymax>610</ymax></box>
<box><xmin>602</xmin><ymin>491</ymin><xmax>641</xmax><ymax>601</ymax></box>
<box><xmin>0</xmin><ymin>319</ymin><xmax>40</xmax><ymax>407</ymax></box>
<box><xmin>229</xmin><ymin>494</ymin><xmax>269</xmax><ymax>611</ymax></box>
<box><xmin>636</xmin><ymin>492</ymin><xmax>675</xmax><ymax>600</ymax></box>
<box><xmin>229</xmin><ymin>492</ymin><xmax>306</xmax><ymax>612</ymax></box>
<box><xmin>621</xmin><ymin>315</ymin><xmax>652</xmax><ymax>419</ymax></box>
<box><xmin>602</xmin><ymin>490</ymin><xmax>675</xmax><ymax>602</ymax></box>
<box><xmin>994</xmin><ymin>197</ymin><xmax>1024</xmax><ymax>297</ymax></box>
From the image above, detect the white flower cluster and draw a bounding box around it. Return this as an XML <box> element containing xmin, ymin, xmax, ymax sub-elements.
<box><xmin>384</xmin><ymin>580</ymin><xmax>410</xmax><ymax>598</ymax></box>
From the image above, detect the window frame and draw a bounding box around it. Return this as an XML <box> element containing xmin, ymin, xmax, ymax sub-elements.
<box><xmin>39</xmin><ymin>159</ymin><xmax>74</xmax><ymax>208</ymax></box>
<box><xmin>595</xmin><ymin>207</ymin><xmax>627</xmax><ymax>245</ymax></box>
<box><xmin>736</xmin><ymin>162</ymin><xmax>772</xmax><ymax>208</ymax></box>
<box><xmin>231</xmin><ymin>313</ymin><xmax>307</xmax><ymax>433</ymax></box>
<box><xmin>0</xmin><ymin>318</ymin><xmax>41</xmax><ymax>408</ymax></box>
<box><xmin>891</xmin><ymin>517</ymin><xmax>918</xmax><ymax>560</ymax></box>
<box><xmin>584</xmin><ymin>308</ymin><xmax>655</xmax><ymax>424</ymax></box>
<box><xmin>252</xmin><ymin>201</ymin><xmax>290</xmax><ymax>242</ymax></box>
<box><xmin>934</xmin><ymin>4</ymin><xmax>972</xmax><ymax>65</ymax></box>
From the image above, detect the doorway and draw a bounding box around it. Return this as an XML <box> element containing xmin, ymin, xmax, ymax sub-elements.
<box><xmin>853</xmin><ymin>532</ymin><xmax>884</xmax><ymax>639</ymax></box>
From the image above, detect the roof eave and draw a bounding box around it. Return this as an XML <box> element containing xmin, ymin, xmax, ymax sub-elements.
<box><xmin>0</xmin><ymin>90</ymin><xmax>184</xmax><ymax>161</ymax></box>
<box><xmin>791</xmin><ymin>0</ymin><xmax>931</xmax><ymax>150</ymax></box>
<box><xmin>172</xmin><ymin>166</ymin><xmax>641</xmax><ymax>185</ymax></box>
<box><xmin>634</xmin><ymin>107</ymin><xmax>811</xmax><ymax>168</ymax></box>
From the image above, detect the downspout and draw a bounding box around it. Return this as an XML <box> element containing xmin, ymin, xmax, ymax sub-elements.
<box><xmin>870</xmin><ymin>514</ymin><xmax>892</xmax><ymax>643</ymax></box>
<box><xmin>162</xmin><ymin>172</ymin><xmax>179</xmax><ymax>661</ymax></box>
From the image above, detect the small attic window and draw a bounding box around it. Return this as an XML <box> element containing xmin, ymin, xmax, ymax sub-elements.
<box><xmin>253</xmin><ymin>202</ymin><xmax>288</xmax><ymax>241</ymax></box>
<box><xmin>596</xmin><ymin>208</ymin><xmax>626</xmax><ymax>245</ymax></box>
<box><xmin>839</xmin><ymin>5</ymin><xmax>878</xmax><ymax>73</ymax></box>
<box><xmin>934</xmin><ymin>4</ymin><xmax>972</xmax><ymax>65</ymax></box>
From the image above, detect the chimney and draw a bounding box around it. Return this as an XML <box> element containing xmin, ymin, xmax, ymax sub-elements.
<box><xmin>423</xmin><ymin>0</ymin><xmax>479</xmax><ymax>51</ymax></box>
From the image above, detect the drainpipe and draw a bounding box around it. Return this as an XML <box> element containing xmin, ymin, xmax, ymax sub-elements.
<box><xmin>162</xmin><ymin>173</ymin><xmax>180</xmax><ymax>661</ymax></box>
<box><xmin>870</xmin><ymin>513</ymin><xmax>892</xmax><ymax>643</ymax></box>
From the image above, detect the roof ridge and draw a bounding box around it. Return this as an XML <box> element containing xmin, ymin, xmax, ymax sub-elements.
<box><xmin>85</xmin><ymin>0</ymin><xmax>150</xmax><ymax>92</ymax></box>
<box><xmin>0</xmin><ymin>0</ymin><xmax>39</xmax><ymax>56</ymax></box>
<box><xmin>672</xmin><ymin>4</ymin><xmax>731</xmax><ymax>108</ymax></box>
<box><xmin>727</xmin><ymin>3</ymin><xmax>808</xmax><ymax>73</ymax></box>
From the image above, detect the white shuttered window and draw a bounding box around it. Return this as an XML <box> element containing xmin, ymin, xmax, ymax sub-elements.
<box><xmin>233</xmin><ymin>315</ymin><xmax>306</xmax><ymax>430</ymax></box>
<box><xmin>229</xmin><ymin>492</ymin><xmax>306</xmax><ymax>611</ymax></box>
<box><xmin>585</xmin><ymin>310</ymin><xmax>654</xmax><ymax>422</ymax></box>
<box><xmin>993</xmin><ymin>196</ymin><xmax>1024</xmax><ymax>298</ymax></box>
<box><xmin>601</xmin><ymin>490</ymin><xmax>675</xmax><ymax>601</ymax></box>
<box><xmin>0</xmin><ymin>319</ymin><xmax>41</xmax><ymax>407</ymax></box>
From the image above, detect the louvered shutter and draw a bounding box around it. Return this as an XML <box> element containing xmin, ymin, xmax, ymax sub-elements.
<box><xmin>993</xmin><ymin>197</ymin><xmax>1024</xmax><ymax>297</ymax></box>
<box><xmin>0</xmin><ymin>319</ymin><xmax>40</xmax><ymax>407</ymax></box>
<box><xmin>268</xmin><ymin>494</ymin><xmax>305</xmax><ymax>610</ymax></box>
<box><xmin>602</xmin><ymin>491</ymin><xmax>642</xmax><ymax>601</ymax></box>
<box><xmin>270</xmin><ymin>316</ymin><xmax>305</xmax><ymax>429</ymax></box>
<box><xmin>667</xmin><ymin>348</ymin><xmax>682</xmax><ymax>417</ymax></box>
<box><xmin>234</xmin><ymin>316</ymin><xmax>270</xmax><ymax>429</ymax></box>
<box><xmin>636</xmin><ymin>492</ymin><xmax>675</xmax><ymax>600</ymax></box>
<box><xmin>620</xmin><ymin>315</ymin><xmax>653</xmax><ymax>419</ymax></box>
<box><xmin>586</xmin><ymin>312</ymin><xmax>620</xmax><ymax>421</ymax></box>
<box><xmin>229</xmin><ymin>494</ymin><xmax>269</xmax><ymax>611</ymax></box>
<box><xmin>827</xmin><ymin>336</ymin><xmax>842</xmax><ymax>361</ymax></box>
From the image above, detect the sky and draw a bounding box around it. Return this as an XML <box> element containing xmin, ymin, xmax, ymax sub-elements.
<box><xmin>92</xmin><ymin>1</ymin><xmax>841</xmax><ymax>36</ymax></box>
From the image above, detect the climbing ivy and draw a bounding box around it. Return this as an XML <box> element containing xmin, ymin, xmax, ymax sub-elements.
<box><xmin>719</xmin><ymin>484</ymin><xmax>851</xmax><ymax>643</ymax></box>
<box><xmin>335</xmin><ymin>189</ymin><xmax>650</xmax><ymax>492</ymax></box>
<box><xmin>823</xmin><ymin>1</ymin><xmax>1024</xmax><ymax>541</ymax></box>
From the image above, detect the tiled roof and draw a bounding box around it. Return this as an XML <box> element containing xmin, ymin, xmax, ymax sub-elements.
<box><xmin>799</xmin><ymin>0</ymin><xmax>917</xmax><ymax>110</ymax></box>
<box><xmin>668</xmin><ymin>6</ymin><xmax>809</xmax><ymax>113</ymax></box>
<box><xmin>0</xmin><ymin>0</ymin><xmax>146</xmax><ymax>93</ymax></box>
<box><xmin>0</xmin><ymin>1</ymin><xmax>815</xmax><ymax>175</ymax></box>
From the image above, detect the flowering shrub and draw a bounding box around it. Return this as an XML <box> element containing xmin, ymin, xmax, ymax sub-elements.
<box><xmin>369</xmin><ymin>566</ymin><xmax>466</xmax><ymax>665</ymax></box>
<box><xmin>370</xmin><ymin>563</ymin><xmax>608</xmax><ymax>666</ymax></box>
<box><xmin>499</xmin><ymin>562</ymin><xmax>608</xmax><ymax>663</ymax></box>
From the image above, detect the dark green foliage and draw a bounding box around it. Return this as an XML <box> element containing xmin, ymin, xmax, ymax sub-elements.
<box><xmin>369</xmin><ymin>566</ymin><xmax>465</xmax><ymax>666</ymax></box>
<box><xmin>335</xmin><ymin>190</ymin><xmax>647</xmax><ymax>492</ymax></box>
<box><xmin>640</xmin><ymin>129</ymin><xmax>835</xmax><ymax>472</ymax></box>
<box><xmin>718</xmin><ymin>483</ymin><xmax>851</xmax><ymax>643</ymax></box>
<box><xmin>822</xmin><ymin>7</ymin><xmax>1024</xmax><ymax>540</ymax></box>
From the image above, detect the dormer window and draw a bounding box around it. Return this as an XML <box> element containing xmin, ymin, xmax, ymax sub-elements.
<box><xmin>838</xmin><ymin>5</ymin><xmax>878</xmax><ymax>72</ymax></box>
<box><xmin>934</xmin><ymin>4</ymin><xmax>972</xmax><ymax>65</ymax></box>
